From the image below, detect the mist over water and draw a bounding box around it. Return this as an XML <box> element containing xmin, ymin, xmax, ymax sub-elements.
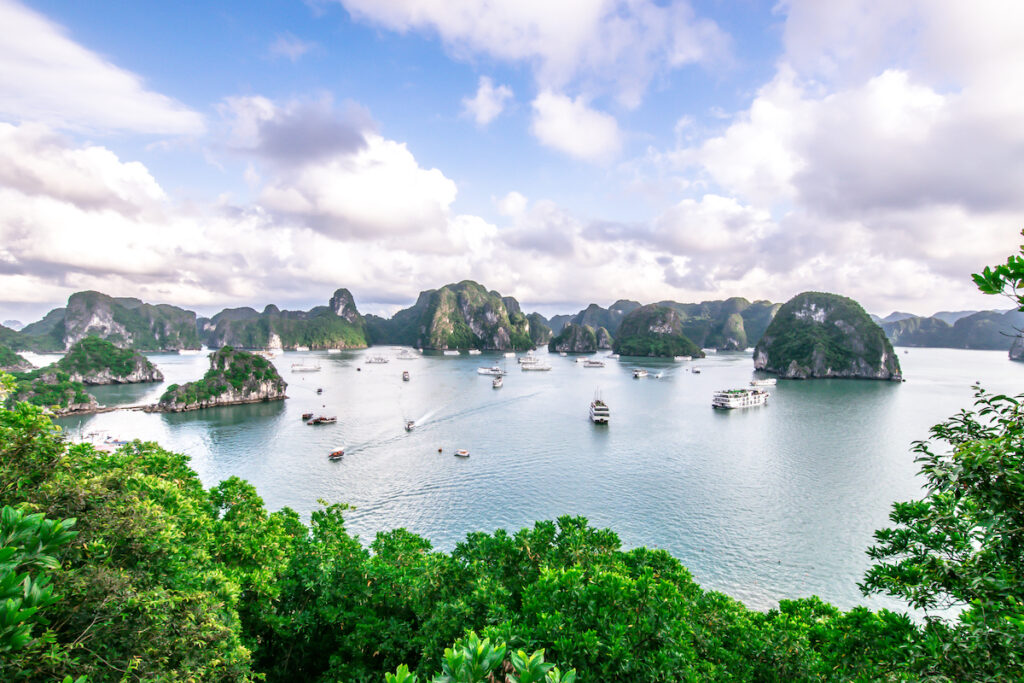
<box><xmin>58</xmin><ymin>347</ymin><xmax>1024</xmax><ymax>612</ymax></box>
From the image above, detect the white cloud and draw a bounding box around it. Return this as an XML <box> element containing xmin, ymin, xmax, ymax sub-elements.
<box><xmin>337</xmin><ymin>0</ymin><xmax>729</xmax><ymax>107</ymax></box>
<box><xmin>0</xmin><ymin>0</ymin><xmax>204</xmax><ymax>135</ymax></box>
<box><xmin>461</xmin><ymin>76</ymin><xmax>513</xmax><ymax>126</ymax></box>
<box><xmin>530</xmin><ymin>91</ymin><xmax>622</xmax><ymax>163</ymax></box>
<box><xmin>496</xmin><ymin>191</ymin><xmax>527</xmax><ymax>217</ymax></box>
<box><xmin>269</xmin><ymin>33</ymin><xmax>317</xmax><ymax>62</ymax></box>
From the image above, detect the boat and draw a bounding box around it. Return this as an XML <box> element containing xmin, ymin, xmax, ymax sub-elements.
<box><xmin>454</xmin><ymin>449</ymin><xmax>470</xmax><ymax>457</ymax></box>
<box><xmin>405</xmin><ymin>420</ymin><xmax>415</xmax><ymax>431</ymax></box>
<box><xmin>365</xmin><ymin>356</ymin><xmax>389</xmax><ymax>364</ymax></box>
<box><xmin>327</xmin><ymin>349</ymin><xmax>341</xmax><ymax>354</ymax></box>
<box><xmin>316</xmin><ymin>387</ymin><xmax>323</xmax><ymax>394</ymax></box>
<box><xmin>295</xmin><ymin>345</ymin><xmax>310</xmax><ymax>351</ymax></box>
<box><xmin>589</xmin><ymin>392</ymin><xmax>610</xmax><ymax>424</ymax></box>
<box><xmin>397</xmin><ymin>350</ymin><xmax>419</xmax><ymax>360</ymax></box>
<box><xmin>301</xmin><ymin>412</ymin><xmax>314</xmax><ymax>420</ymax></box>
<box><xmin>291</xmin><ymin>362</ymin><xmax>321</xmax><ymax>373</ymax></box>
<box><xmin>521</xmin><ymin>363</ymin><xmax>552</xmax><ymax>371</ymax></box>
<box><xmin>608</xmin><ymin>353</ymin><xmax>620</xmax><ymax>359</ymax></box>
<box><xmin>504</xmin><ymin>352</ymin><xmax>516</xmax><ymax>358</ymax></box>
<box><xmin>443</xmin><ymin>350</ymin><xmax>460</xmax><ymax>356</ymax></box>
<box><xmin>328</xmin><ymin>448</ymin><xmax>345</xmax><ymax>460</ymax></box>
<box><xmin>633</xmin><ymin>368</ymin><xmax>648</xmax><ymax>378</ymax></box>
<box><xmin>750</xmin><ymin>378</ymin><xmax>777</xmax><ymax>387</ymax></box>
<box><xmin>177</xmin><ymin>348</ymin><xmax>204</xmax><ymax>355</ymax></box>
<box><xmin>559</xmin><ymin>351</ymin><xmax>567</xmax><ymax>356</ymax></box>
<box><xmin>583</xmin><ymin>359</ymin><xmax>605</xmax><ymax>368</ymax></box>
<box><xmin>701</xmin><ymin>348</ymin><xmax>717</xmax><ymax>355</ymax></box>
<box><xmin>518</xmin><ymin>353</ymin><xmax>539</xmax><ymax>364</ymax></box>
<box><xmin>402</xmin><ymin>370</ymin><xmax>410</xmax><ymax>381</ymax></box>
<box><xmin>307</xmin><ymin>416</ymin><xmax>337</xmax><ymax>425</ymax></box>
<box><xmin>477</xmin><ymin>366</ymin><xmax>505</xmax><ymax>376</ymax></box>
<box><xmin>492</xmin><ymin>376</ymin><xmax>503</xmax><ymax>389</ymax></box>
<box><xmin>692</xmin><ymin>367</ymin><xmax>701</xmax><ymax>374</ymax></box>
<box><xmin>255</xmin><ymin>350</ymin><xmax>278</xmax><ymax>359</ymax></box>
<box><xmin>712</xmin><ymin>388</ymin><xmax>769</xmax><ymax>409</ymax></box>
<box><xmin>468</xmin><ymin>349</ymin><xmax>482</xmax><ymax>355</ymax></box>
<box><xmin>674</xmin><ymin>355</ymin><xmax>692</xmax><ymax>361</ymax></box>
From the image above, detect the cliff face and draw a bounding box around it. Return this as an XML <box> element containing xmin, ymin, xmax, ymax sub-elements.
<box><xmin>62</xmin><ymin>291</ymin><xmax>200</xmax><ymax>351</ymax></box>
<box><xmin>754</xmin><ymin>292</ymin><xmax>901</xmax><ymax>380</ymax></box>
<box><xmin>202</xmin><ymin>289</ymin><xmax>369</xmax><ymax>350</ymax></box>
<box><xmin>548</xmin><ymin>323</ymin><xmax>600</xmax><ymax>353</ymax></box>
<box><xmin>153</xmin><ymin>348</ymin><xmax>286</xmax><ymax>413</ymax></box>
<box><xmin>655</xmin><ymin>297</ymin><xmax>780</xmax><ymax>350</ymax></box>
<box><xmin>1010</xmin><ymin>335</ymin><xmax>1024</xmax><ymax>362</ymax></box>
<box><xmin>527</xmin><ymin>313</ymin><xmax>552</xmax><ymax>346</ymax></box>
<box><xmin>369</xmin><ymin>281</ymin><xmax>533</xmax><ymax>351</ymax></box>
<box><xmin>613</xmin><ymin>305</ymin><xmax>704</xmax><ymax>358</ymax></box>
<box><xmin>56</xmin><ymin>336</ymin><xmax>163</xmax><ymax>385</ymax></box>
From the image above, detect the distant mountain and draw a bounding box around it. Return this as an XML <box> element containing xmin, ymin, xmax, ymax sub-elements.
<box><xmin>547</xmin><ymin>300</ymin><xmax>640</xmax><ymax>336</ymax></box>
<box><xmin>932</xmin><ymin>310</ymin><xmax>982</xmax><ymax>325</ymax></box>
<box><xmin>614</xmin><ymin>305</ymin><xmax>703</xmax><ymax>358</ymax></box>
<box><xmin>654</xmin><ymin>297</ymin><xmax>781</xmax><ymax>350</ymax></box>
<box><xmin>526</xmin><ymin>313</ymin><xmax>552</xmax><ymax>345</ymax></box>
<box><xmin>881</xmin><ymin>311</ymin><xmax>917</xmax><ymax>324</ymax></box>
<box><xmin>882</xmin><ymin>310</ymin><xmax>1024</xmax><ymax>349</ymax></box>
<box><xmin>200</xmin><ymin>289</ymin><xmax>369</xmax><ymax>350</ymax></box>
<box><xmin>2</xmin><ymin>319</ymin><xmax>23</xmax><ymax>331</ymax></box>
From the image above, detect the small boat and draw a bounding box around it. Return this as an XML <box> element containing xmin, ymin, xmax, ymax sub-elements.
<box><xmin>692</xmin><ymin>367</ymin><xmax>701</xmax><ymax>374</ymax></box>
<box><xmin>365</xmin><ymin>356</ymin><xmax>389</xmax><ymax>364</ymax></box>
<box><xmin>750</xmin><ymin>378</ymin><xmax>777</xmax><ymax>387</ymax></box>
<box><xmin>316</xmin><ymin>388</ymin><xmax>323</xmax><ymax>394</ymax></box>
<box><xmin>301</xmin><ymin>412</ymin><xmax>314</xmax><ymax>420</ymax></box>
<box><xmin>405</xmin><ymin>420</ymin><xmax>415</xmax><ymax>431</ymax></box>
<box><xmin>559</xmin><ymin>351</ymin><xmax>567</xmax><ymax>356</ymax></box>
<box><xmin>583</xmin><ymin>359</ymin><xmax>605</xmax><ymax>368</ymax></box>
<box><xmin>607</xmin><ymin>353</ymin><xmax>620</xmax><ymax>359</ymax></box>
<box><xmin>504</xmin><ymin>352</ymin><xmax>516</xmax><ymax>358</ymax></box>
<box><xmin>327</xmin><ymin>349</ymin><xmax>341</xmax><ymax>354</ymax></box>
<box><xmin>712</xmin><ymin>388</ymin><xmax>769</xmax><ymax>410</ymax></box>
<box><xmin>291</xmin><ymin>362</ymin><xmax>321</xmax><ymax>373</ymax></box>
<box><xmin>328</xmin><ymin>448</ymin><xmax>345</xmax><ymax>460</ymax></box>
<box><xmin>521</xmin><ymin>363</ymin><xmax>552</xmax><ymax>371</ymax></box>
<box><xmin>177</xmin><ymin>348</ymin><xmax>203</xmax><ymax>355</ymax></box>
<box><xmin>295</xmin><ymin>345</ymin><xmax>310</xmax><ymax>351</ymax></box>
<box><xmin>307</xmin><ymin>416</ymin><xmax>337</xmax><ymax>425</ymax></box>
<box><xmin>468</xmin><ymin>349</ymin><xmax>482</xmax><ymax>355</ymax></box>
<box><xmin>674</xmin><ymin>355</ymin><xmax>692</xmax><ymax>362</ymax></box>
<box><xmin>518</xmin><ymin>354</ymin><xmax>539</xmax><ymax>364</ymax></box>
<box><xmin>477</xmin><ymin>366</ymin><xmax>505</xmax><ymax>376</ymax></box>
<box><xmin>402</xmin><ymin>370</ymin><xmax>410</xmax><ymax>381</ymax></box>
<box><xmin>701</xmin><ymin>348</ymin><xmax>717</xmax><ymax>355</ymax></box>
<box><xmin>589</xmin><ymin>392</ymin><xmax>610</xmax><ymax>424</ymax></box>
<box><xmin>443</xmin><ymin>350</ymin><xmax>460</xmax><ymax>356</ymax></box>
<box><xmin>633</xmin><ymin>368</ymin><xmax>648</xmax><ymax>378</ymax></box>
<box><xmin>492</xmin><ymin>376</ymin><xmax>503</xmax><ymax>389</ymax></box>
<box><xmin>454</xmin><ymin>449</ymin><xmax>470</xmax><ymax>457</ymax></box>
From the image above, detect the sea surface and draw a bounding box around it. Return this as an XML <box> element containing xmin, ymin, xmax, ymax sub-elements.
<box><xmin>53</xmin><ymin>347</ymin><xmax>1024</xmax><ymax>613</ymax></box>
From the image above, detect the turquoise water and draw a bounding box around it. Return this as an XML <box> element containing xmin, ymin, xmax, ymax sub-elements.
<box><xmin>57</xmin><ymin>348</ymin><xmax>1024</xmax><ymax>612</ymax></box>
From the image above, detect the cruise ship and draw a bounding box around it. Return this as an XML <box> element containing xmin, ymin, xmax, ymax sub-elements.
<box><xmin>589</xmin><ymin>393</ymin><xmax>610</xmax><ymax>424</ymax></box>
<box><xmin>712</xmin><ymin>388</ymin><xmax>769</xmax><ymax>409</ymax></box>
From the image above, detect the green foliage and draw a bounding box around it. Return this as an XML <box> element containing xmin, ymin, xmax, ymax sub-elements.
<box><xmin>613</xmin><ymin>305</ymin><xmax>703</xmax><ymax>358</ymax></box>
<box><xmin>0</xmin><ymin>344</ymin><xmax>31</xmax><ymax>371</ymax></box>
<box><xmin>160</xmin><ymin>347</ymin><xmax>285</xmax><ymax>408</ymax></box>
<box><xmin>547</xmin><ymin>323</ymin><xmax>599</xmax><ymax>353</ymax></box>
<box><xmin>973</xmin><ymin>230</ymin><xmax>1024</xmax><ymax>310</ymax></box>
<box><xmin>6</xmin><ymin>369</ymin><xmax>93</xmax><ymax>413</ymax></box>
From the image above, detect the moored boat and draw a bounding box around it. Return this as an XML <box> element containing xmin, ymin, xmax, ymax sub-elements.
<box><xmin>633</xmin><ymin>368</ymin><xmax>648</xmax><ymax>378</ymax></box>
<box><xmin>295</xmin><ymin>345</ymin><xmax>310</xmax><ymax>351</ymax></box>
<box><xmin>712</xmin><ymin>388</ymin><xmax>769</xmax><ymax>409</ymax></box>
<box><xmin>365</xmin><ymin>356</ymin><xmax>389</xmax><ymax>364</ymax></box>
<box><xmin>521</xmin><ymin>363</ymin><xmax>551</xmax><ymax>371</ymax></box>
<box><xmin>468</xmin><ymin>349</ymin><xmax>482</xmax><ymax>355</ymax></box>
<box><xmin>454</xmin><ymin>449</ymin><xmax>470</xmax><ymax>457</ymax></box>
<box><xmin>291</xmin><ymin>362</ymin><xmax>321</xmax><ymax>373</ymax></box>
<box><xmin>327</xmin><ymin>348</ymin><xmax>341</xmax><ymax>354</ymax></box>
<box><xmin>443</xmin><ymin>350</ymin><xmax>461</xmax><ymax>356</ymax></box>
<box><xmin>589</xmin><ymin>392</ymin><xmax>610</xmax><ymax>424</ymax></box>
<box><xmin>301</xmin><ymin>412</ymin><xmax>314</xmax><ymax>420</ymax></box>
<box><xmin>674</xmin><ymin>355</ymin><xmax>692</xmax><ymax>361</ymax></box>
<box><xmin>750</xmin><ymin>378</ymin><xmax>777</xmax><ymax>387</ymax></box>
<box><xmin>477</xmin><ymin>366</ymin><xmax>505</xmax><ymax>376</ymax></box>
<box><xmin>492</xmin><ymin>376</ymin><xmax>502</xmax><ymax>389</ymax></box>
<box><xmin>504</xmin><ymin>352</ymin><xmax>516</xmax><ymax>358</ymax></box>
<box><xmin>307</xmin><ymin>415</ymin><xmax>337</xmax><ymax>425</ymax></box>
<box><xmin>583</xmin><ymin>359</ymin><xmax>605</xmax><ymax>368</ymax></box>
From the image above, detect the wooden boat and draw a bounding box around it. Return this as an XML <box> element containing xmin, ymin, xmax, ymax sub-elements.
<box><xmin>301</xmin><ymin>412</ymin><xmax>314</xmax><ymax>420</ymax></box>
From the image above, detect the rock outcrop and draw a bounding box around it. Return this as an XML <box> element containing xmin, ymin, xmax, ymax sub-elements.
<box><xmin>56</xmin><ymin>336</ymin><xmax>163</xmax><ymax>384</ymax></box>
<box><xmin>5</xmin><ymin>369</ymin><xmax>100</xmax><ymax>415</ymax></box>
<box><xmin>0</xmin><ymin>344</ymin><xmax>33</xmax><ymax>372</ymax></box>
<box><xmin>151</xmin><ymin>347</ymin><xmax>286</xmax><ymax>413</ymax></box>
<box><xmin>548</xmin><ymin>323</ymin><xmax>600</xmax><ymax>353</ymax></box>
<box><xmin>527</xmin><ymin>313</ymin><xmax>552</xmax><ymax>346</ymax></box>
<box><xmin>612</xmin><ymin>305</ymin><xmax>704</xmax><ymax>358</ymax></box>
<box><xmin>754</xmin><ymin>292</ymin><xmax>902</xmax><ymax>380</ymax></box>
<box><xmin>1010</xmin><ymin>335</ymin><xmax>1024</xmax><ymax>362</ymax></box>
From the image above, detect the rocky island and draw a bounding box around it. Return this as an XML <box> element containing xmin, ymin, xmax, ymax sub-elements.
<box><xmin>55</xmin><ymin>336</ymin><xmax>163</xmax><ymax>384</ymax></box>
<box><xmin>151</xmin><ymin>347</ymin><xmax>286</xmax><ymax>413</ymax></box>
<box><xmin>754</xmin><ymin>292</ymin><xmax>902</xmax><ymax>380</ymax></box>
<box><xmin>5</xmin><ymin>369</ymin><xmax>99</xmax><ymax>415</ymax></box>
<box><xmin>612</xmin><ymin>305</ymin><xmax>704</xmax><ymax>358</ymax></box>
<box><xmin>0</xmin><ymin>344</ymin><xmax>33</xmax><ymax>372</ymax></box>
<box><xmin>548</xmin><ymin>323</ymin><xmax>613</xmax><ymax>353</ymax></box>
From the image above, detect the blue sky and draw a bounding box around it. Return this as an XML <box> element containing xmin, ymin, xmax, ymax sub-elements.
<box><xmin>1</xmin><ymin>0</ymin><xmax>1022</xmax><ymax>322</ymax></box>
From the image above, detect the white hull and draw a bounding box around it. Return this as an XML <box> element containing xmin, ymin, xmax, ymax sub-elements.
<box><xmin>443</xmin><ymin>350</ymin><xmax>460</xmax><ymax>356</ymax></box>
<box><xmin>712</xmin><ymin>388</ymin><xmax>769</xmax><ymax>409</ymax></box>
<box><xmin>468</xmin><ymin>349</ymin><xmax>482</xmax><ymax>355</ymax></box>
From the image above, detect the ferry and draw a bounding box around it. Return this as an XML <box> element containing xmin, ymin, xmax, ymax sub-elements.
<box><xmin>477</xmin><ymin>366</ymin><xmax>505</xmax><ymax>376</ymax></box>
<box><xmin>454</xmin><ymin>449</ymin><xmax>470</xmax><ymax>458</ymax></box>
<box><xmin>589</xmin><ymin>393</ymin><xmax>610</xmax><ymax>424</ymax></box>
<box><xmin>712</xmin><ymin>388</ymin><xmax>769</xmax><ymax>410</ymax></box>
<box><xmin>402</xmin><ymin>370</ymin><xmax>410</xmax><ymax>381</ymax></box>
<box><xmin>443</xmin><ymin>350</ymin><xmax>461</xmax><ymax>356</ymax></box>
<box><xmin>468</xmin><ymin>349</ymin><xmax>482</xmax><ymax>355</ymax></box>
<box><xmin>492</xmin><ymin>376</ymin><xmax>503</xmax><ymax>389</ymax></box>
<box><xmin>633</xmin><ymin>368</ymin><xmax>648</xmax><ymax>378</ymax></box>
<box><xmin>583</xmin><ymin>359</ymin><xmax>605</xmax><ymax>368</ymax></box>
<box><xmin>307</xmin><ymin>415</ymin><xmax>337</xmax><ymax>425</ymax></box>
<box><xmin>365</xmin><ymin>356</ymin><xmax>389</xmax><ymax>364</ymax></box>
<box><xmin>291</xmin><ymin>362</ymin><xmax>321</xmax><ymax>373</ymax></box>
<box><xmin>750</xmin><ymin>378</ymin><xmax>777</xmax><ymax>387</ymax></box>
<box><xmin>328</xmin><ymin>448</ymin><xmax>345</xmax><ymax>461</ymax></box>
<box><xmin>674</xmin><ymin>355</ymin><xmax>692</xmax><ymax>361</ymax></box>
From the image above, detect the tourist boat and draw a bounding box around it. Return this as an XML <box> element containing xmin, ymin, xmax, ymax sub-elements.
<box><xmin>633</xmin><ymin>368</ymin><xmax>648</xmax><ymax>378</ymax></box>
<box><xmin>492</xmin><ymin>376</ymin><xmax>503</xmax><ymax>389</ymax></box>
<box><xmin>365</xmin><ymin>356</ymin><xmax>389</xmax><ymax>364</ymax></box>
<box><xmin>301</xmin><ymin>412</ymin><xmax>314</xmax><ymax>420</ymax></box>
<box><xmin>477</xmin><ymin>366</ymin><xmax>505</xmax><ymax>376</ymax></box>
<box><xmin>559</xmin><ymin>351</ymin><xmax>567</xmax><ymax>356</ymax></box>
<box><xmin>291</xmin><ymin>362</ymin><xmax>321</xmax><ymax>373</ymax></box>
<box><xmin>405</xmin><ymin>420</ymin><xmax>415</xmax><ymax>431</ymax></box>
<box><xmin>504</xmin><ymin>352</ymin><xmax>516</xmax><ymax>358</ymax></box>
<box><xmin>468</xmin><ymin>349</ymin><xmax>482</xmax><ymax>355</ymax></box>
<box><xmin>702</xmin><ymin>348</ymin><xmax>717</xmax><ymax>355</ymax></box>
<box><xmin>674</xmin><ymin>355</ymin><xmax>692</xmax><ymax>361</ymax></box>
<box><xmin>750</xmin><ymin>378</ymin><xmax>777</xmax><ymax>387</ymax></box>
<box><xmin>178</xmin><ymin>348</ymin><xmax>204</xmax><ymax>355</ymax></box>
<box><xmin>402</xmin><ymin>370</ymin><xmax>410</xmax><ymax>381</ymax></box>
<box><xmin>712</xmin><ymin>388</ymin><xmax>769</xmax><ymax>410</ymax></box>
<box><xmin>589</xmin><ymin>392</ymin><xmax>610</xmax><ymax>424</ymax></box>
<box><xmin>518</xmin><ymin>352</ymin><xmax>539</xmax><ymax>364</ymax></box>
<box><xmin>397</xmin><ymin>350</ymin><xmax>419</xmax><ymax>360</ymax></box>
<box><xmin>328</xmin><ymin>448</ymin><xmax>345</xmax><ymax>461</ymax></box>
<box><xmin>521</xmin><ymin>363</ymin><xmax>551</xmax><ymax>371</ymax></box>
<box><xmin>255</xmin><ymin>350</ymin><xmax>278</xmax><ymax>359</ymax></box>
<box><xmin>443</xmin><ymin>350</ymin><xmax>461</xmax><ymax>356</ymax></box>
<box><xmin>454</xmin><ymin>449</ymin><xmax>470</xmax><ymax>457</ymax></box>
<box><xmin>327</xmin><ymin>348</ymin><xmax>341</xmax><ymax>354</ymax></box>
<box><xmin>295</xmin><ymin>345</ymin><xmax>310</xmax><ymax>352</ymax></box>
<box><xmin>583</xmin><ymin>359</ymin><xmax>605</xmax><ymax>368</ymax></box>
<box><xmin>307</xmin><ymin>415</ymin><xmax>337</xmax><ymax>425</ymax></box>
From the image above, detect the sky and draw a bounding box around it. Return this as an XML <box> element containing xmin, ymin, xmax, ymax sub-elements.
<box><xmin>1</xmin><ymin>0</ymin><xmax>1023</xmax><ymax>323</ymax></box>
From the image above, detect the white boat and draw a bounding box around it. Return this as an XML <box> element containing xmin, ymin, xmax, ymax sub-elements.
<box><xmin>365</xmin><ymin>356</ymin><xmax>389</xmax><ymax>364</ymax></box>
<box><xmin>294</xmin><ymin>345</ymin><xmax>310</xmax><ymax>352</ymax></box>
<box><xmin>674</xmin><ymin>355</ymin><xmax>692</xmax><ymax>362</ymax></box>
<box><xmin>477</xmin><ymin>366</ymin><xmax>505</xmax><ymax>376</ymax></box>
<box><xmin>559</xmin><ymin>351</ymin><xmax>567</xmax><ymax>356</ymax></box>
<box><xmin>468</xmin><ymin>349</ymin><xmax>482</xmax><ymax>355</ymax></box>
<box><xmin>492</xmin><ymin>376</ymin><xmax>503</xmax><ymax>389</ymax></box>
<box><xmin>701</xmin><ymin>348</ymin><xmax>717</xmax><ymax>355</ymax></box>
<box><xmin>607</xmin><ymin>353</ymin><xmax>620</xmax><ymax>359</ymax></box>
<box><xmin>178</xmin><ymin>348</ymin><xmax>204</xmax><ymax>355</ymax></box>
<box><xmin>402</xmin><ymin>370</ymin><xmax>410</xmax><ymax>381</ymax></box>
<box><xmin>291</xmin><ymin>362</ymin><xmax>322</xmax><ymax>373</ymax></box>
<box><xmin>750</xmin><ymin>378</ymin><xmax>777</xmax><ymax>387</ymax></box>
<box><xmin>633</xmin><ymin>368</ymin><xmax>648</xmax><ymax>378</ymax></box>
<box><xmin>589</xmin><ymin>393</ymin><xmax>610</xmax><ymax>424</ymax></box>
<box><xmin>327</xmin><ymin>349</ymin><xmax>341</xmax><ymax>354</ymax></box>
<box><xmin>405</xmin><ymin>419</ymin><xmax>415</xmax><ymax>431</ymax></box>
<box><xmin>255</xmin><ymin>350</ymin><xmax>278</xmax><ymax>359</ymax></box>
<box><xmin>504</xmin><ymin>352</ymin><xmax>516</xmax><ymax>358</ymax></box>
<box><xmin>583</xmin><ymin>359</ymin><xmax>605</xmax><ymax>368</ymax></box>
<box><xmin>521</xmin><ymin>363</ymin><xmax>551</xmax><ymax>371</ymax></box>
<box><xmin>518</xmin><ymin>354</ymin><xmax>539</xmax><ymax>364</ymax></box>
<box><xmin>712</xmin><ymin>388</ymin><xmax>769</xmax><ymax>409</ymax></box>
<box><xmin>454</xmin><ymin>449</ymin><xmax>470</xmax><ymax>457</ymax></box>
<box><xmin>443</xmin><ymin>350</ymin><xmax>461</xmax><ymax>356</ymax></box>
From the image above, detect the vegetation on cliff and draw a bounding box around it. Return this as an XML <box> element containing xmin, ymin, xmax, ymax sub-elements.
<box><xmin>156</xmin><ymin>347</ymin><xmax>285</xmax><ymax>411</ymax></box>
<box><xmin>547</xmin><ymin>323</ymin><xmax>599</xmax><ymax>353</ymax></box>
<box><xmin>54</xmin><ymin>336</ymin><xmax>163</xmax><ymax>384</ymax></box>
<box><xmin>0</xmin><ymin>344</ymin><xmax>32</xmax><ymax>372</ymax></box>
<box><xmin>613</xmin><ymin>305</ymin><xmax>704</xmax><ymax>358</ymax></box>
<box><xmin>527</xmin><ymin>312</ymin><xmax>552</xmax><ymax>345</ymax></box>
<box><xmin>4</xmin><ymin>369</ymin><xmax>94</xmax><ymax>413</ymax></box>
<box><xmin>881</xmin><ymin>309</ymin><xmax>1024</xmax><ymax>349</ymax></box>
<box><xmin>754</xmin><ymin>292</ymin><xmax>901</xmax><ymax>380</ymax></box>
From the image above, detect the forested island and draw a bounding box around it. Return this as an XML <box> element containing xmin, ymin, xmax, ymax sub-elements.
<box><xmin>153</xmin><ymin>347</ymin><xmax>287</xmax><ymax>412</ymax></box>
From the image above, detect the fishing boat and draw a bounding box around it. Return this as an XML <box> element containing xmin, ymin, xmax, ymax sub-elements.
<box><xmin>477</xmin><ymin>366</ymin><xmax>505</xmax><ymax>375</ymax></box>
<box><xmin>328</xmin><ymin>448</ymin><xmax>345</xmax><ymax>461</ymax></box>
<box><xmin>291</xmin><ymin>362</ymin><xmax>321</xmax><ymax>373</ymax></box>
<box><xmin>301</xmin><ymin>412</ymin><xmax>314</xmax><ymax>420</ymax></box>
<box><xmin>402</xmin><ymin>370</ymin><xmax>410</xmax><ymax>381</ymax></box>
<box><xmin>633</xmin><ymin>368</ymin><xmax>648</xmax><ymax>378</ymax></box>
<box><xmin>712</xmin><ymin>388</ymin><xmax>769</xmax><ymax>409</ymax></box>
<box><xmin>365</xmin><ymin>356</ymin><xmax>389</xmax><ymax>364</ymax></box>
<box><xmin>443</xmin><ymin>350</ymin><xmax>460</xmax><ymax>356</ymax></box>
<box><xmin>589</xmin><ymin>392</ymin><xmax>610</xmax><ymax>424</ymax></box>
<box><xmin>674</xmin><ymin>355</ymin><xmax>692</xmax><ymax>361</ymax></box>
<box><xmin>750</xmin><ymin>378</ymin><xmax>777</xmax><ymax>387</ymax></box>
<box><xmin>492</xmin><ymin>376</ymin><xmax>503</xmax><ymax>389</ymax></box>
<box><xmin>307</xmin><ymin>416</ymin><xmax>337</xmax><ymax>425</ymax></box>
<box><xmin>468</xmin><ymin>349</ymin><xmax>482</xmax><ymax>355</ymax></box>
<box><xmin>583</xmin><ymin>359</ymin><xmax>605</xmax><ymax>368</ymax></box>
<box><xmin>405</xmin><ymin>420</ymin><xmax>415</xmax><ymax>431</ymax></box>
<box><xmin>454</xmin><ymin>449</ymin><xmax>470</xmax><ymax>457</ymax></box>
